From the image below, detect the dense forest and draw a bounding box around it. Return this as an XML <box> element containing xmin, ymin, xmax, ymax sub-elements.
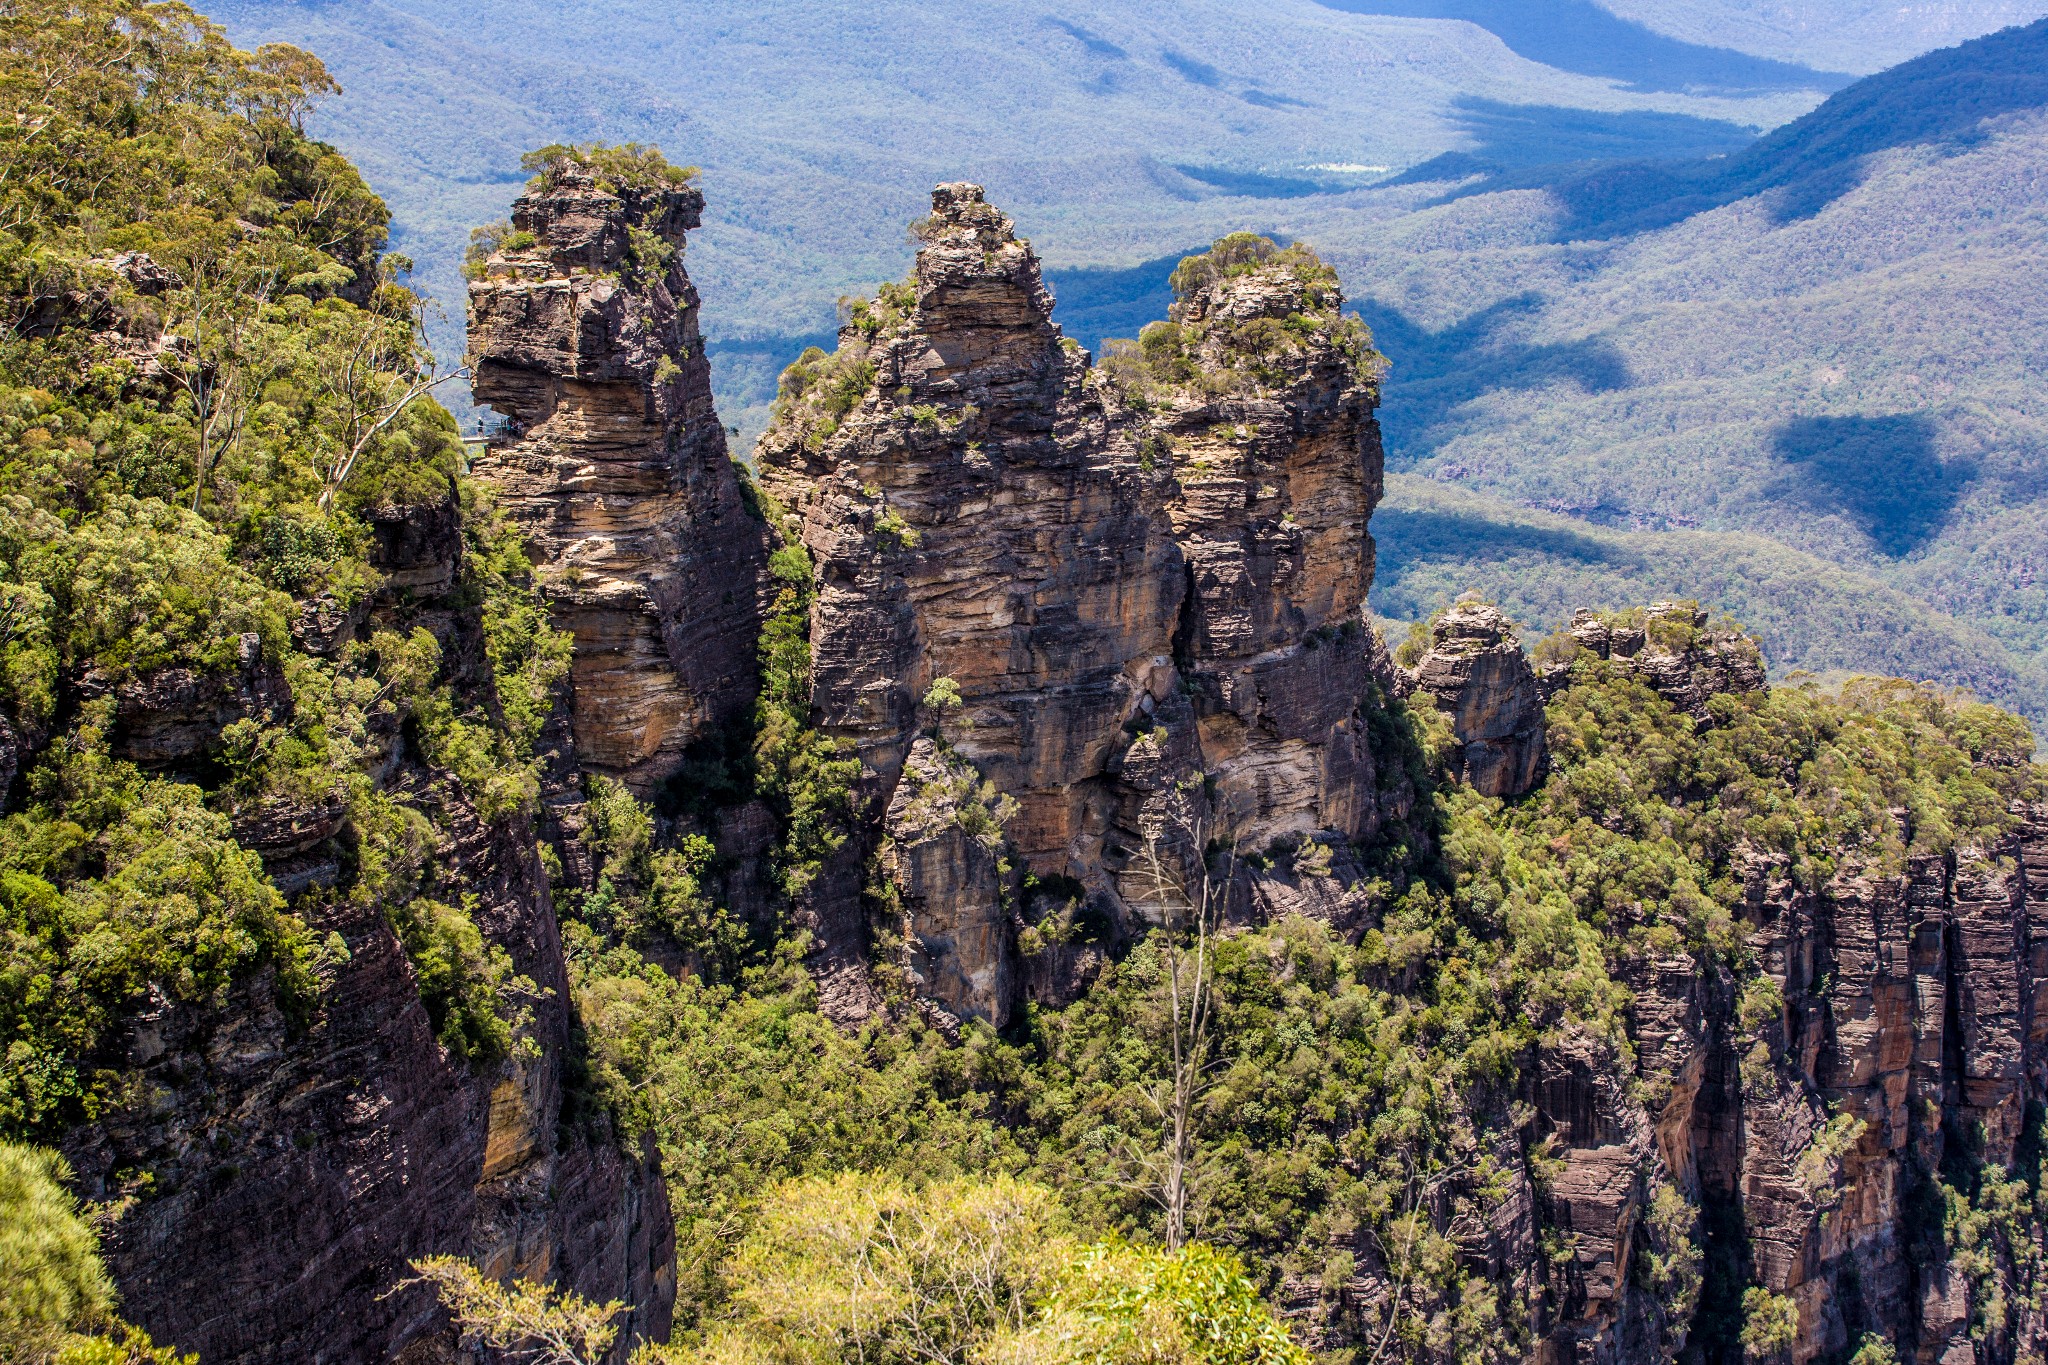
<box><xmin>5</xmin><ymin>6</ymin><xmax>2048</xmax><ymax>1365</ymax></box>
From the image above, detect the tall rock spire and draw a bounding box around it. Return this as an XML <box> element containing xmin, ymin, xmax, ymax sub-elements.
<box><xmin>757</xmin><ymin>185</ymin><xmax>1396</xmax><ymax>1029</ymax></box>
<box><xmin>468</xmin><ymin>153</ymin><xmax>766</xmax><ymax>793</ymax></box>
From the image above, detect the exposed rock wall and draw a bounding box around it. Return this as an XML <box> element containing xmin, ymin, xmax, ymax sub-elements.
<box><xmin>469</xmin><ymin>161</ymin><xmax>766</xmax><ymax>794</ymax></box>
<box><xmin>1406</xmin><ymin>600</ymin><xmax>1547</xmax><ymax>798</ymax></box>
<box><xmin>60</xmin><ymin>501</ymin><xmax>675</xmax><ymax>1364</ymax></box>
<box><xmin>1499</xmin><ymin>791</ymin><xmax>2048</xmax><ymax>1365</ymax></box>
<box><xmin>755</xmin><ymin>184</ymin><xmax>1393</xmax><ymax>1029</ymax></box>
<box><xmin>1549</xmin><ymin>602</ymin><xmax>1766</xmax><ymax>718</ymax></box>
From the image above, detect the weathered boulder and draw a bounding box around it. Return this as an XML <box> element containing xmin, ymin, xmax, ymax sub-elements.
<box><xmin>882</xmin><ymin>737</ymin><xmax>1018</xmax><ymax>1031</ymax></box>
<box><xmin>1558</xmin><ymin>602</ymin><xmax>1765</xmax><ymax>719</ymax></box>
<box><xmin>1407</xmin><ymin>601</ymin><xmax>1547</xmax><ymax>798</ymax></box>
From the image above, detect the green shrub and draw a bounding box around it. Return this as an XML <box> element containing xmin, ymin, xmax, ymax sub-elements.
<box><xmin>0</xmin><ymin>1142</ymin><xmax>113</xmax><ymax>1361</ymax></box>
<box><xmin>0</xmin><ymin>715</ymin><xmax>316</xmax><ymax>1136</ymax></box>
<box><xmin>1739</xmin><ymin>1287</ymin><xmax>1798</xmax><ymax>1359</ymax></box>
<box><xmin>519</xmin><ymin>142</ymin><xmax>699</xmax><ymax>194</ymax></box>
<box><xmin>990</xmin><ymin>1240</ymin><xmax>1312</xmax><ymax>1365</ymax></box>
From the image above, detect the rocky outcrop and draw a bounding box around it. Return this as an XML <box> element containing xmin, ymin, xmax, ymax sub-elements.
<box><xmin>59</xmin><ymin>483</ymin><xmax>676</xmax><ymax>1363</ymax></box>
<box><xmin>469</xmin><ymin>158</ymin><xmax>766</xmax><ymax>793</ymax></box>
<box><xmin>882</xmin><ymin>737</ymin><xmax>1019</xmax><ymax>1030</ymax></box>
<box><xmin>1406</xmin><ymin>600</ymin><xmax>1546</xmax><ymax>798</ymax></box>
<box><xmin>1495</xmin><ymin>804</ymin><xmax>2048</xmax><ymax>1365</ymax></box>
<box><xmin>1553</xmin><ymin>602</ymin><xmax>1766</xmax><ymax>719</ymax></box>
<box><xmin>94</xmin><ymin>634</ymin><xmax>292</xmax><ymax>771</ymax></box>
<box><xmin>62</xmin><ymin>772</ymin><xmax>674</xmax><ymax>1364</ymax></box>
<box><xmin>756</xmin><ymin>185</ymin><xmax>1394</xmax><ymax>1027</ymax></box>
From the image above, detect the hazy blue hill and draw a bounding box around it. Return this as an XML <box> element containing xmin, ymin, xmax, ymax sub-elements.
<box><xmin>1535</xmin><ymin>16</ymin><xmax>2048</xmax><ymax>235</ymax></box>
<box><xmin>1310</xmin><ymin>0</ymin><xmax>1851</xmax><ymax>93</ymax></box>
<box><xmin>1325</xmin><ymin>19</ymin><xmax>2048</xmax><ymax>718</ymax></box>
<box><xmin>209</xmin><ymin>0</ymin><xmax>1816</xmax><ymax>436</ymax></box>
<box><xmin>1372</xmin><ymin>475</ymin><xmax>2048</xmax><ymax>719</ymax></box>
<box><xmin>1596</xmin><ymin>0</ymin><xmax>2048</xmax><ymax>73</ymax></box>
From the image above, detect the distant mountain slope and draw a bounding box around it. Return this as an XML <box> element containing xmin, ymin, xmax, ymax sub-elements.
<box><xmin>1327</xmin><ymin>19</ymin><xmax>2048</xmax><ymax>718</ymax></box>
<box><xmin>1597</xmin><ymin>0</ymin><xmax>2048</xmax><ymax>73</ymax></box>
<box><xmin>208</xmin><ymin>0</ymin><xmax>1810</xmax><ymax>434</ymax></box>
<box><xmin>1310</xmin><ymin>0</ymin><xmax>1851</xmax><ymax>92</ymax></box>
<box><xmin>1371</xmin><ymin>475</ymin><xmax>2048</xmax><ymax>720</ymax></box>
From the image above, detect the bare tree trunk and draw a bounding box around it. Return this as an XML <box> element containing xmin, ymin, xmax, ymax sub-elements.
<box><xmin>1139</xmin><ymin>796</ymin><xmax>1230</xmax><ymax>1252</ymax></box>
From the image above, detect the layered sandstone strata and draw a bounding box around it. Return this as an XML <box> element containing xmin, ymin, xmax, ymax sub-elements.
<box><xmin>469</xmin><ymin>159</ymin><xmax>766</xmax><ymax>792</ymax></box>
<box><xmin>63</xmin><ymin>496</ymin><xmax>674</xmax><ymax>1364</ymax></box>
<box><xmin>1407</xmin><ymin>599</ymin><xmax>1548</xmax><ymax>797</ymax></box>
<box><xmin>756</xmin><ymin>184</ymin><xmax>1394</xmax><ymax>1029</ymax></box>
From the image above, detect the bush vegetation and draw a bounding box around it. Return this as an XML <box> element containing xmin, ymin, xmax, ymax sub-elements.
<box><xmin>0</xmin><ymin>1140</ymin><xmax>191</xmax><ymax>1364</ymax></box>
<box><xmin>0</xmin><ymin>1</ymin><xmax>572</xmax><ymax>1138</ymax></box>
<box><xmin>519</xmin><ymin>142</ymin><xmax>701</xmax><ymax>196</ymax></box>
<box><xmin>1098</xmin><ymin>234</ymin><xmax>1383</xmax><ymax>406</ymax></box>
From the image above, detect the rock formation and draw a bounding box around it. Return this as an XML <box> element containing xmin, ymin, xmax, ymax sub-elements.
<box><xmin>1406</xmin><ymin>599</ymin><xmax>1547</xmax><ymax>798</ymax></box>
<box><xmin>38</xmin><ymin>130</ymin><xmax>2048</xmax><ymax>1365</ymax></box>
<box><xmin>60</xmin><ymin>497</ymin><xmax>674</xmax><ymax>1363</ymax></box>
<box><xmin>1552</xmin><ymin>601</ymin><xmax>1766</xmax><ymax>718</ymax></box>
<box><xmin>1513</xmin><ymin>809</ymin><xmax>2048</xmax><ymax>1365</ymax></box>
<box><xmin>755</xmin><ymin>185</ymin><xmax>1396</xmax><ymax>1030</ymax></box>
<box><xmin>469</xmin><ymin>158</ymin><xmax>766</xmax><ymax>794</ymax></box>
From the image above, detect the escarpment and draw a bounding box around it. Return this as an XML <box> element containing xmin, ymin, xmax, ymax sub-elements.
<box><xmin>1522</xmin><ymin>801</ymin><xmax>2048</xmax><ymax>1365</ymax></box>
<box><xmin>754</xmin><ymin>185</ymin><xmax>1398</xmax><ymax>1029</ymax></box>
<box><xmin>469</xmin><ymin>158</ymin><xmax>767</xmax><ymax>794</ymax></box>
<box><xmin>49</xmin><ymin>500</ymin><xmax>675</xmax><ymax>1363</ymax></box>
<box><xmin>21</xmin><ymin>45</ymin><xmax>2048</xmax><ymax>1365</ymax></box>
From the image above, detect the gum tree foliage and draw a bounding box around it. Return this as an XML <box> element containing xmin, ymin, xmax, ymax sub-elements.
<box><xmin>0</xmin><ymin>3</ymin><xmax>572</xmax><ymax>1139</ymax></box>
<box><xmin>0</xmin><ymin>1140</ymin><xmax>191</xmax><ymax>1363</ymax></box>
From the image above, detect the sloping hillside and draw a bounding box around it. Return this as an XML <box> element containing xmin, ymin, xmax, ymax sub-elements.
<box><xmin>208</xmin><ymin>0</ymin><xmax>1817</xmax><ymax>434</ymax></box>
<box><xmin>1372</xmin><ymin>474</ymin><xmax>2048</xmax><ymax>717</ymax></box>
<box><xmin>1330</xmin><ymin>20</ymin><xmax>2048</xmax><ymax>719</ymax></box>
<box><xmin>1596</xmin><ymin>0</ymin><xmax>2048</xmax><ymax>71</ymax></box>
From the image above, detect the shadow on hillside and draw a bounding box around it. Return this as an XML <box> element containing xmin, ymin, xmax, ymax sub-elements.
<box><xmin>1768</xmin><ymin>413</ymin><xmax>1974</xmax><ymax>558</ymax></box>
<box><xmin>1381</xmin><ymin>22</ymin><xmax>2048</xmax><ymax>241</ymax></box>
<box><xmin>1543</xmin><ymin>18</ymin><xmax>2048</xmax><ymax>237</ymax></box>
<box><xmin>1310</xmin><ymin>0</ymin><xmax>1844</xmax><ymax>93</ymax></box>
<box><xmin>1355</xmin><ymin>295</ymin><xmax>1634</xmax><ymax>462</ymax></box>
<box><xmin>1045</xmin><ymin>253</ymin><xmax>1189</xmax><ymax>354</ymax></box>
<box><xmin>1371</xmin><ymin>504</ymin><xmax>1618</xmax><ymax>565</ymax></box>
<box><xmin>1172</xmin><ymin>164</ymin><xmax>1350</xmax><ymax>199</ymax></box>
<box><xmin>1384</xmin><ymin>99</ymin><xmax>1759</xmax><ymax>192</ymax></box>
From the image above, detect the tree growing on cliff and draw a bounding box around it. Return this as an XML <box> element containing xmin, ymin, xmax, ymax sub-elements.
<box><xmin>1739</xmin><ymin>1287</ymin><xmax>1798</xmax><ymax>1361</ymax></box>
<box><xmin>0</xmin><ymin>1141</ymin><xmax>191</xmax><ymax>1365</ymax></box>
<box><xmin>1134</xmin><ymin>787</ymin><xmax>1232</xmax><ymax>1252</ymax></box>
<box><xmin>921</xmin><ymin>675</ymin><xmax>962</xmax><ymax>737</ymax></box>
<box><xmin>407</xmin><ymin>1256</ymin><xmax>625</xmax><ymax>1365</ymax></box>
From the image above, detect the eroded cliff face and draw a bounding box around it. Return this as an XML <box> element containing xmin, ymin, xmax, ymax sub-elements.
<box><xmin>1526</xmin><ymin>821</ymin><xmax>2048</xmax><ymax>1365</ymax></box>
<box><xmin>1552</xmin><ymin>603</ymin><xmax>1767</xmax><ymax>720</ymax></box>
<box><xmin>469</xmin><ymin>163</ymin><xmax>766</xmax><ymax>794</ymax></box>
<box><xmin>59</xmin><ymin>504</ymin><xmax>674</xmax><ymax>1364</ymax></box>
<box><xmin>1407</xmin><ymin>600</ymin><xmax>1547</xmax><ymax>798</ymax></box>
<box><xmin>755</xmin><ymin>185</ymin><xmax>1397</xmax><ymax>1030</ymax></box>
